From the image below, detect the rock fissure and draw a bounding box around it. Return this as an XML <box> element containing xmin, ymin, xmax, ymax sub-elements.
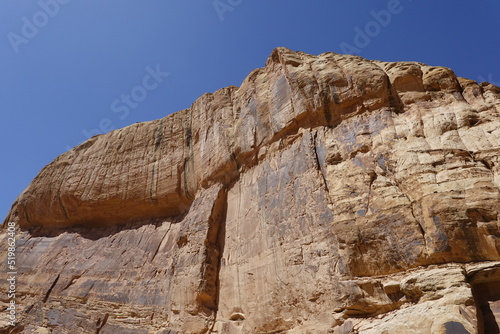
<box><xmin>43</xmin><ymin>274</ymin><xmax>60</xmax><ymax>303</ymax></box>
<box><xmin>197</xmin><ymin>185</ymin><xmax>228</xmax><ymax>324</ymax></box>
<box><xmin>311</xmin><ymin>131</ymin><xmax>332</xmax><ymax>202</ymax></box>
<box><xmin>150</xmin><ymin>222</ymin><xmax>172</xmax><ymax>262</ymax></box>
<box><xmin>95</xmin><ymin>313</ymin><xmax>109</xmax><ymax>334</ymax></box>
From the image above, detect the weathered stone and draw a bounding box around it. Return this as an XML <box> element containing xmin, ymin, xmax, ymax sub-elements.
<box><xmin>1</xmin><ymin>48</ymin><xmax>499</xmax><ymax>333</ymax></box>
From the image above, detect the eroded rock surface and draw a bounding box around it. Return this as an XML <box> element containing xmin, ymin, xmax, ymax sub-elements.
<box><xmin>1</xmin><ymin>48</ymin><xmax>500</xmax><ymax>333</ymax></box>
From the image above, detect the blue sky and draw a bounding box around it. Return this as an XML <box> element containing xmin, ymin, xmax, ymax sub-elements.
<box><xmin>1</xmin><ymin>0</ymin><xmax>499</xmax><ymax>222</ymax></box>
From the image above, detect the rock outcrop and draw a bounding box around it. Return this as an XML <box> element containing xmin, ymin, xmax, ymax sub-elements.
<box><xmin>1</xmin><ymin>48</ymin><xmax>499</xmax><ymax>333</ymax></box>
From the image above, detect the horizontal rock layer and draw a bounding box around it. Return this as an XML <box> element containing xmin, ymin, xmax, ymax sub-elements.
<box><xmin>1</xmin><ymin>48</ymin><xmax>500</xmax><ymax>333</ymax></box>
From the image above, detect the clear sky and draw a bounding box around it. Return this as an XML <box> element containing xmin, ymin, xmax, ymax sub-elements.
<box><xmin>1</xmin><ymin>0</ymin><xmax>499</xmax><ymax>222</ymax></box>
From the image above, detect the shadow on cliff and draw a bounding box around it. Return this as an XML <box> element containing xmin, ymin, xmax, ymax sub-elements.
<box><xmin>16</xmin><ymin>214</ymin><xmax>186</xmax><ymax>241</ymax></box>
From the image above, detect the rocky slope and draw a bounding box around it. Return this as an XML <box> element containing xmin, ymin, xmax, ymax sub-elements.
<box><xmin>1</xmin><ymin>48</ymin><xmax>499</xmax><ymax>333</ymax></box>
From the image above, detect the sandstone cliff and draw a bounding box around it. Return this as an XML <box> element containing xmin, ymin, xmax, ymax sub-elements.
<box><xmin>1</xmin><ymin>48</ymin><xmax>500</xmax><ymax>333</ymax></box>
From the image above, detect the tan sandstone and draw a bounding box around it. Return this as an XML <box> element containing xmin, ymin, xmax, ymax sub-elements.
<box><xmin>1</xmin><ymin>48</ymin><xmax>499</xmax><ymax>333</ymax></box>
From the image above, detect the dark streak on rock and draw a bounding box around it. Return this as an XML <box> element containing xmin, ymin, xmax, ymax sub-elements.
<box><xmin>95</xmin><ymin>313</ymin><xmax>109</xmax><ymax>334</ymax></box>
<box><xmin>43</xmin><ymin>274</ymin><xmax>60</xmax><ymax>303</ymax></box>
<box><xmin>198</xmin><ymin>186</ymin><xmax>228</xmax><ymax>331</ymax></box>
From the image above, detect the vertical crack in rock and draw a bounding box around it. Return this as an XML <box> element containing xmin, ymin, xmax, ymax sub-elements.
<box><xmin>151</xmin><ymin>120</ymin><xmax>164</xmax><ymax>203</ymax></box>
<box><xmin>311</xmin><ymin>131</ymin><xmax>333</xmax><ymax>206</ymax></box>
<box><xmin>365</xmin><ymin>171</ymin><xmax>378</xmax><ymax>214</ymax></box>
<box><xmin>182</xmin><ymin>111</ymin><xmax>195</xmax><ymax>200</ymax></box>
<box><xmin>389</xmin><ymin>173</ymin><xmax>428</xmax><ymax>249</ymax></box>
<box><xmin>412</xmin><ymin>202</ymin><xmax>427</xmax><ymax>247</ymax></box>
<box><xmin>385</xmin><ymin>73</ymin><xmax>405</xmax><ymax>113</ymax></box>
<box><xmin>95</xmin><ymin>313</ymin><xmax>109</xmax><ymax>334</ymax></box>
<box><xmin>154</xmin><ymin>120</ymin><xmax>163</xmax><ymax>151</ymax></box>
<box><xmin>151</xmin><ymin>222</ymin><xmax>172</xmax><ymax>262</ymax></box>
<box><xmin>183</xmin><ymin>157</ymin><xmax>193</xmax><ymax>199</ymax></box>
<box><xmin>43</xmin><ymin>274</ymin><xmax>60</xmax><ymax>303</ymax></box>
<box><xmin>197</xmin><ymin>186</ymin><xmax>227</xmax><ymax>330</ymax></box>
<box><xmin>149</xmin><ymin>163</ymin><xmax>157</xmax><ymax>203</ymax></box>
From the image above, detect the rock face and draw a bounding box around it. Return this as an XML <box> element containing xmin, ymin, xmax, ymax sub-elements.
<box><xmin>1</xmin><ymin>48</ymin><xmax>500</xmax><ymax>333</ymax></box>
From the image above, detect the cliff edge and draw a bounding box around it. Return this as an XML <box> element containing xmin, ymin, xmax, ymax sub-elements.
<box><xmin>1</xmin><ymin>48</ymin><xmax>500</xmax><ymax>333</ymax></box>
